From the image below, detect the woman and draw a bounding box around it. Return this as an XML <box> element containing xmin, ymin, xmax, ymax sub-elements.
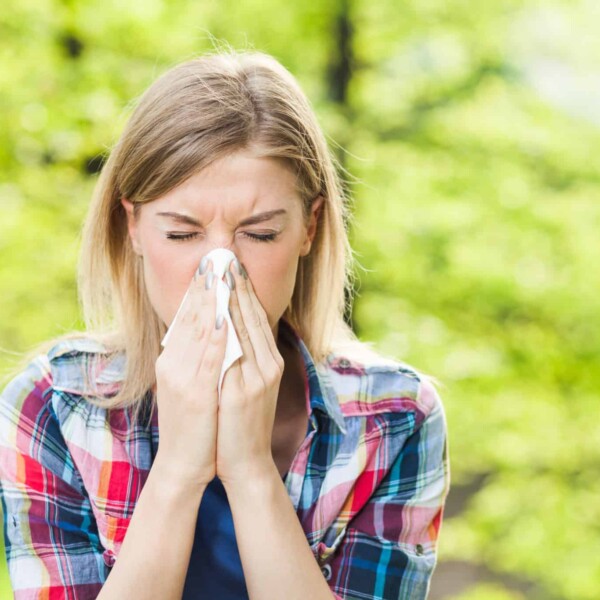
<box><xmin>0</xmin><ymin>49</ymin><xmax>450</xmax><ymax>599</ymax></box>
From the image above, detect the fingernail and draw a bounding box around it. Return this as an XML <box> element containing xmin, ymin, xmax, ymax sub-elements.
<box><xmin>215</xmin><ymin>314</ymin><xmax>224</xmax><ymax>329</ymax></box>
<box><xmin>240</xmin><ymin>263</ymin><xmax>248</xmax><ymax>279</ymax></box>
<box><xmin>205</xmin><ymin>271</ymin><xmax>215</xmax><ymax>290</ymax></box>
<box><xmin>225</xmin><ymin>271</ymin><xmax>235</xmax><ymax>291</ymax></box>
<box><xmin>198</xmin><ymin>256</ymin><xmax>208</xmax><ymax>276</ymax></box>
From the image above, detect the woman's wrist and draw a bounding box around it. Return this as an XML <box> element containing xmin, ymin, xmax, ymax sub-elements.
<box><xmin>220</xmin><ymin>459</ymin><xmax>280</xmax><ymax>495</ymax></box>
<box><xmin>150</xmin><ymin>451</ymin><xmax>211</xmax><ymax>500</ymax></box>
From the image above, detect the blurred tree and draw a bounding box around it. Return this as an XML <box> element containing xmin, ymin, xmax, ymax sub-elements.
<box><xmin>1</xmin><ymin>1</ymin><xmax>599</xmax><ymax>599</ymax></box>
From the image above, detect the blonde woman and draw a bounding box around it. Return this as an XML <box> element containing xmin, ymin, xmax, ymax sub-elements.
<box><xmin>0</xmin><ymin>49</ymin><xmax>450</xmax><ymax>599</ymax></box>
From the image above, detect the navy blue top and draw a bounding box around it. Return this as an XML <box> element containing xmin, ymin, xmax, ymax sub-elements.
<box><xmin>181</xmin><ymin>475</ymin><xmax>248</xmax><ymax>599</ymax></box>
<box><xmin>181</xmin><ymin>473</ymin><xmax>287</xmax><ymax>599</ymax></box>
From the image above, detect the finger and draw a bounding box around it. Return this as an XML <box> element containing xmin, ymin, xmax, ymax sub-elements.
<box><xmin>197</xmin><ymin>314</ymin><xmax>228</xmax><ymax>389</ymax></box>
<box><xmin>238</xmin><ymin>265</ymin><xmax>284</xmax><ymax>371</ymax></box>
<box><xmin>227</xmin><ymin>279</ymin><xmax>259</xmax><ymax>389</ymax></box>
<box><xmin>165</xmin><ymin>260</ymin><xmax>217</xmax><ymax>360</ymax></box>
<box><xmin>230</xmin><ymin>262</ymin><xmax>283</xmax><ymax>374</ymax></box>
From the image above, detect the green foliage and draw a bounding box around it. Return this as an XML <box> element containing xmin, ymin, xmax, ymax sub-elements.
<box><xmin>1</xmin><ymin>1</ymin><xmax>598</xmax><ymax>598</ymax></box>
<box><xmin>448</xmin><ymin>582</ymin><xmax>527</xmax><ymax>600</ymax></box>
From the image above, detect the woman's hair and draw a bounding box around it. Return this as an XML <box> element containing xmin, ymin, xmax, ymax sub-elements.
<box><xmin>3</xmin><ymin>47</ymin><xmax>439</xmax><ymax>426</ymax></box>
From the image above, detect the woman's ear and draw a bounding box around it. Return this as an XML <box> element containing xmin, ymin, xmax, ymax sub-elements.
<box><xmin>120</xmin><ymin>198</ymin><xmax>143</xmax><ymax>256</ymax></box>
<box><xmin>300</xmin><ymin>195</ymin><xmax>324</xmax><ymax>257</ymax></box>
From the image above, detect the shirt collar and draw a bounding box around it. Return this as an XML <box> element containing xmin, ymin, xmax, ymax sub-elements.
<box><xmin>279</xmin><ymin>319</ymin><xmax>347</xmax><ymax>435</ymax></box>
<box><xmin>49</xmin><ymin>321</ymin><xmax>347</xmax><ymax>435</ymax></box>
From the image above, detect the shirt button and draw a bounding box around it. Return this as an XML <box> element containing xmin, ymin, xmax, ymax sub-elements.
<box><xmin>338</xmin><ymin>358</ymin><xmax>351</xmax><ymax>369</ymax></box>
<box><xmin>102</xmin><ymin>549</ymin><xmax>116</xmax><ymax>568</ymax></box>
<box><xmin>321</xmin><ymin>563</ymin><xmax>332</xmax><ymax>580</ymax></box>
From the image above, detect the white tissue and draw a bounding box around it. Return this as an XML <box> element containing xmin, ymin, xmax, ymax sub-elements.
<box><xmin>160</xmin><ymin>248</ymin><xmax>243</xmax><ymax>397</ymax></box>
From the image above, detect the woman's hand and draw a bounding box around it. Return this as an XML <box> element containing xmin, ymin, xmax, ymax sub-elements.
<box><xmin>153</xmin><ymin>261</ymin><xmax>227</xmax><ymax>489</ymax></box>
<box><xmin>216</xmin><ymin>262</ymin><xmax>285</xmax><ymax>487</ymax></box>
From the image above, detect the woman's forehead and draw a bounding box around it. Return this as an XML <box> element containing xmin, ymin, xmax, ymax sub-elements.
<box><xmin>140</xmin><ymin>154</ymin><xmax>301</xmax><ymax>218</ymax></box>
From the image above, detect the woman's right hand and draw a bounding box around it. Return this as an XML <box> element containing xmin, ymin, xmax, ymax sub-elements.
<box><xmin>152</xmin><ymin>260</ymin><xmax>228</xmax><ymax>489</ymax></box>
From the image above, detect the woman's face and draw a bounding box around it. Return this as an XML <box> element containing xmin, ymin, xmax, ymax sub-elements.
<box><xmin>121</xmin><ymin>150</ymin><xmax>323</xmax><ymax>335</ymax></box>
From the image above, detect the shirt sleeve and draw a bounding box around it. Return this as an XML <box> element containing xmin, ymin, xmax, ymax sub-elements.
<box><xmin>325</xmin><ymin>377</ymin><xmax>450</xmax><ymax>600</ymax></box>
<box><xmin>0</xmin><ymin>355</ymin><xmax>108</xmax><ymax>599</ymax></box>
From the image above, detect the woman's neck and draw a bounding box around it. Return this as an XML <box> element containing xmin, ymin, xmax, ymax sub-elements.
<box><xmin>275</xmin><ymin>326</ymin><xmax>308</xmax><ymax>420</ymax></box>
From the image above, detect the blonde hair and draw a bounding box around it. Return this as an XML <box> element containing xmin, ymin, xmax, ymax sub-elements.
<box><xmin>4</xmin><ymin>48</ymin><xmax>439</xmax><ymax>426</ymax></box>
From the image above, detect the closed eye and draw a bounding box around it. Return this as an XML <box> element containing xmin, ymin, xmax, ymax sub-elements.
<box><xmin>242</xmin><ymin>232</ymin><xmax>278</xmax><ymax>243</ymax></box>
<box><xmin>165</xmin><ymin>232</ymin><xmax>199</xmax><ymax>242</ymax></box>
<box><xmin>165</xmin><ymin>231</ymin><xmax>279</xmax><ymax>243</ymax></box>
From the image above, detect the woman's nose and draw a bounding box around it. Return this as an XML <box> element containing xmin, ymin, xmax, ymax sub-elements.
<box><xmin>203</xmin><ymin>234</ymin><xmax>240</xmax><ymax>256</ymax></box>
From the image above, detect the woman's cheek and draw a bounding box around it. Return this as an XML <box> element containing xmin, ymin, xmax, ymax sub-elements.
<box><xmin>142</xmin><ymin>240</ymin><xmax>199</xmax><ymax>326</ymax></box>
<box><xmin>253</xmin><ymin>257</ymin><xmax>298</xmax><ymax>326</ymax></box>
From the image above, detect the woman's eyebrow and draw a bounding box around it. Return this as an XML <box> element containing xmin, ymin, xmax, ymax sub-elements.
<box><xmin>155</xmin><ymin>209</ymin><xmax>288</xmax><ymax>226</ymax></box>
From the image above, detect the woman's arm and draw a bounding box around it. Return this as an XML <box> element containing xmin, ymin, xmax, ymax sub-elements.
<box><xmin>224</xmin><ymin>465</ymin><xmax>335</xmax><ymax>600</ymax></box>
<box><xmin>223</xmin><ymin>376</ymin><xmax>449</xmax><ymax>600</ymax></box>
<box><xmin>0</xmin><ymin>356</ymin><xmax>208</xmax><ymax>600</ymax></box>
<box><xmin>100</xmin><ymin>261</ymin><xmax>230</xmax><ymax>597</ymax></box>
<box><xmin>97</xmin><ymin>455</ymin><xmax>205</xmax><ymax>599</ymax></box>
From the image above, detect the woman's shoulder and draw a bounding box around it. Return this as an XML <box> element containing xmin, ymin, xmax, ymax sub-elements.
<box><xmin>0</xmin><ymin>333</ymin><xmax>125</xmax><ymax>416</ymax></box>
<box><xmin>45</xmin><ymin>333</ymin><xmax>125</xmax><ymax>397</ymax></box>
<box><xmin>322</xmin><ymin>340</ymin><xmax>444</xmax><ymax>425</ymax></box>
<box><xmin>0</xmin><ymin>352</ymin><xmax>54</xmax><ymax>426</ymax></box>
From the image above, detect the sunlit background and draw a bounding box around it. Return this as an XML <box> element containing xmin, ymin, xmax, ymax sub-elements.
<box><xmin>1</xmin><ymin>1</ymin><xmax>599</xmax><ymax>599</ymax></box>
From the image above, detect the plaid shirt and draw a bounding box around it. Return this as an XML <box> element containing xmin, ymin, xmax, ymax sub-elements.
<box><xmin>0</xmin><ymin>322</ymin><xmax>450</xmax><ymax>599</ymax></box>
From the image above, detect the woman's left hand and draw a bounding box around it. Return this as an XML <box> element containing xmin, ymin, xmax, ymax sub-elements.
<box><xmin>216</xmin><ymin>261</ymin><xmax>285</xmax><ymax>487</ymax></box>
